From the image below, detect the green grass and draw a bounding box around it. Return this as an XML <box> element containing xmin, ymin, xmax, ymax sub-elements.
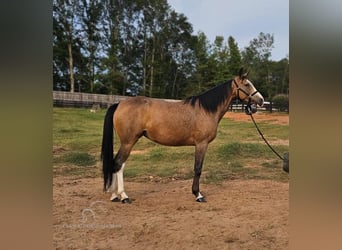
<box><xmin>54</xmin><ymin>152</ymin><xmax>96</xmax><ymax>166</ymax></box>
<box><xmin>53</xmin><ymin>107</ymin><xmax>289</xmax><ymax>182</ymax></box>
<box><xmin>53</xmin><ymin>108</ymin><xmax>106</xmax><ymax>153</ymax></box>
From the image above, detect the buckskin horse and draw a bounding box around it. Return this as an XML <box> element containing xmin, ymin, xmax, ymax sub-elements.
<box><xmin>101</xmin><ymin>68</ymin><xmax>264</xmax><ymax>203</ymax></box>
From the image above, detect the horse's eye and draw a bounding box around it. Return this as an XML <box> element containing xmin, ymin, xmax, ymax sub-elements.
<box><xmin>245</xmin><ymin>83</ymin><xmax>250</xmax><ymax>87</ymax></box>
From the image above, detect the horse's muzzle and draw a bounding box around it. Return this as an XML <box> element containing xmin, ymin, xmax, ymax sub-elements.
<box><xmin>257</xmin><ymin>98</ymin><xmax>264</xmax><ymax>107</ymax></box>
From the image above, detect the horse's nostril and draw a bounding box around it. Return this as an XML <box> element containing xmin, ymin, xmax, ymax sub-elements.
<box><xmin>259</xmin><ymin>99</ymin><xmax>264</xmax><ymax>107</ymax></box>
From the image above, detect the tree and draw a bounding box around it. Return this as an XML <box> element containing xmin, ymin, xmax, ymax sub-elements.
<box><xmin>241</xmin><ymin>32</ymin><xmax>274</xmax><ymax>99</ymax></box>
<box><xmin>268</xmin><ymin>56</ymin><xmax>289</xmax><ymax>96</ymax></box>
<box><xmin>53</xmin><ymin>0</ymin><xmax>94</xmax><ymax>93</ymax></box>
<box><xmin>78</xmin><ymin>0</ymin><xmax>105</xmax><ymax>93</ymax></box>
<box><xmin>53</xmin><ymin>8</ymin><xmax>69</xmax><ymax>91</ymax></box>
<box><xmin>210</xmin><ymin>36</ymin><xmax>230</xmax><ymax>84</ymax></box>
<box><xmin>53</xmin><ymin>1</ymin><xmax>288</xmax><ymax>101</ymax></box>
<box><xmin>53</xmin><ymin>0</ymin><xmax>82</xmax><ymax>93</ymax></box>
<box><xmin>131</xmin><ymin>0</ymin><xmax>194</xmax><ymax>98</ymax></box>
<box><xmin>227</xmin><ymin>36</ymin><xmax>241</xmax><ymax>75</ymax></box>
<box><xmin>98</xmin><ymin>0</ymin><xmax>123</xmax><ymax>95</ymax></box>
<box><xmin>155</xmin><ymin>11</ymin><xmax>194</xmax><ymax>98</ymax></box>
<box><xmin>186</xmin><ymin>31</ymin><xmax>212</xmax><ymax>95</ymax></box>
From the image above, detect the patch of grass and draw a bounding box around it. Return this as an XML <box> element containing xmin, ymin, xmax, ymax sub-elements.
<box><xmin>217</xmin><ymin>118</ymin><xmax>289</xmax><ymax>141</ymax></box>
<box><xmin>230</xmin><ymin>161</ymin><xmax>244</xmax><ymax>172</ymax></box>
<box><xmin>53</xmin><ymin>108</ymin><xmax>106</xmax><ymax>153</ymax></box>
<box><xmin>58</xmin><ymin>128</ymin><xmax>82</xmax><ymax>133</ymax></box>
<box><xmin>261</xmin><ymin>160</ymin><xmax>280</xmax><ymax>169</ymax></box>
<box><xmin>149</xmin><ymin>148</ymin><xmax>165</xmax><ymax>160</ymax></box>
<box><xmin>155</xmin><ymin>165</ymin><xmax>177</xmax><ymax>177</ymax></box>
<box><xmin>204</xmin><ymin>168</ymin><xmax>228</xmax><ymax>184</ymax></box>
<box><xmin>123</xmin><ymin>145</ymin><xmax>195</xmax><ymax>179</ymax></box>
<box><xmin>124</xmin><ymin>167</ymin><xmax>143</xmax><ymax>178</ymax></box>
<box><xmin>55</xmin><ymin>152</ymin><xmax>96</xmax><ymax>166</ymax></box>
<box><xmin>204</xmin><ymin>161</ymin><xmax>259</xmax><ymax>184</ymax></box>
<box><xmin>217</xmin><ymin>142</ymin><xmax>269</xmax><ymax>160</ymax></box>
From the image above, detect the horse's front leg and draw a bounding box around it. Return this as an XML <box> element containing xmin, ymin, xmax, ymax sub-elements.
<box><xmin>192</xmin><ymin>143</ymin><xmax>208</xmax><ymax>202</ymax></box>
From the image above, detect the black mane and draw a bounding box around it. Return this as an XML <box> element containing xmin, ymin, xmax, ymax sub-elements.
<box><xmin>184</xmin><ymin>80</ymin><xmax>233</xmax><ymax>113</ymax></box>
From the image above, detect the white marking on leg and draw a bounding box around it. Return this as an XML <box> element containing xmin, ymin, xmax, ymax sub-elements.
<box><xmin>109</xmin><ymin>173</ymin><xmax>118</xmax><ymax>201</ymax></box>
<box><xmin>196</xmin><ymin>192</ymin><xmax>204</xmax><ymax>200</ymax></box>
<box><xmin>117</xmin><ymin>163</ymin><xmax>128</xmax><ymax>200</ymax></box>
<box><xmin>110</xmin><ymin>193</ymin><xmax>119</xmax><ymax>201</ymax></box>
<box><xmin>108</xmin><ymin>173</ymin><xmax>117</xmax><ymax>192</ymax></box>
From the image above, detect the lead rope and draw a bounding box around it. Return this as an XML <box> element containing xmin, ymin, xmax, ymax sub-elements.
<box><xmin>247</xmin><ymin>108</ymin><xmax>284</xmax><ymax>161</ymax></box>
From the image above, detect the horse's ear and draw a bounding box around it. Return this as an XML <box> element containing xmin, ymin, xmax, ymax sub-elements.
<box><xmin>239</xmin><ymin>67</ymin><xmax>248</xmax><ymax>79</ymax></box>
<box><xmin>239</xmin><ymin>67</ymin><xmax>244</xmax><ymax>78</ymax></box>
<box><xmin>244</xmin><ymin>70</ymin><xmax>249</xmax><ymax>78</ymax></box>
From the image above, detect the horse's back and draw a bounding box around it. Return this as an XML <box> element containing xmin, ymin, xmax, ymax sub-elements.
<box><xmin>117</xmin><ymin>96</ymin><xmax>184</xmax><ymax>116</ymax></box>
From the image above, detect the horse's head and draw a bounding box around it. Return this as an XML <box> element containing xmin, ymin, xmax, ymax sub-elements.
<box><xmin>233</xmin><ymin>68</ymin><xmax>264</xmax><ymax>107</ymax></box>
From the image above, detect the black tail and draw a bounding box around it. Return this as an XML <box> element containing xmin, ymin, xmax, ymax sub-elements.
<box><xmin>101</xmin><ymin>103</ymin><xmax>119</xmax><ymax>191</ymax></box>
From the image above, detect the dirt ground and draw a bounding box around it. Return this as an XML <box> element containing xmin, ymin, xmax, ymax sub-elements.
<box><xmin>224</xmin><ymin>111</ymin><xmax>289</xmax><ymax>125</ymax></box>
<box><xmin>53</xmin><ymin>113</ymin><xmax>289</xmax><ymax>249</ymax></box>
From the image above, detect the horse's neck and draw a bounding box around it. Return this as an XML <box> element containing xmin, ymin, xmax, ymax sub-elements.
<box><xmin>216</xmin><ymin>97</ymin><xmax>234</xmax><ymax>122</ymax></box>
<box><xmin>212</xmin><ymin>83</ymin><xmax>234</xmax><ymax>122</ymax></box>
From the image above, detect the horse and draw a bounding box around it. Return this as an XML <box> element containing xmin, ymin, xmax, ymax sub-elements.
<box><xmin>101</xmin><ymin>68</ymin><xmax>264</xmax><ymax>203</ymax></box>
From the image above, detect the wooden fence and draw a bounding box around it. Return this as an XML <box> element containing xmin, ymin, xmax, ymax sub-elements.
<box><xmin>53</xmin><ymin>91</ymin><xmax>128</xmax><ymax>108</ymax></box>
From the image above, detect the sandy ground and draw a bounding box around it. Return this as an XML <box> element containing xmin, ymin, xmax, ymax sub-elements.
<box><xmin>224</xmin><ymin>111</ymin><xmax>289</xmax><ymax>125</ymax></box>
<box><xmin>53</xmin><ymin>177</ymin><xmax>288</xmax><ymax>250</ymax></box>
<box><xmin>53</xmin><ymin>112</ymin><xmax>289</xmax><ymax>249</ymax></box>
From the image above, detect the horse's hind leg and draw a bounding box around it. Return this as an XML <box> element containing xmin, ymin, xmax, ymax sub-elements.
<box><xmin>110</xmin><ymin>143</ymin><xmax>135</xmax><ymax>203</ymax></box>
<box><xmin>108</xmin><ymin>173</ymin><xmax>119</xmax><ymax>202</ymax></box>
<box><xmin>116</xmin><ymin>162</ymin><xmax>130</xmax><ymax>203</ymax></box>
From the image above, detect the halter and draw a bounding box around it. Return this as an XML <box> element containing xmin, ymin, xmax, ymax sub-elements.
<box><xmin>233</xmin><ymin>79</ymin><xmax>259</xmax><ymax>104</ymax></box>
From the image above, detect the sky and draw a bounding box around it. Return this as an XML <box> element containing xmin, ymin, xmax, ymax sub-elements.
<box><xmin>167</xmin><ymin>0</ymin><xmax>289</xmax><ymax>61</ymax></box>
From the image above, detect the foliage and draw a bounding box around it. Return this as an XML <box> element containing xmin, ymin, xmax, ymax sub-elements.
<box><xmin>228</xmin><ymin>36</ymin><xmax>241</xmax><ymax>75</ymax></box>
<box><xmin>53</xmin><ymin>1</ymin><xmax>289</xmax><ymax>100</ymax></box>
<box><xmin>240</xmin><ymin>33</ymin><xmax>289</xmax><ymax>100</ymax></box>
<box><xmin>272</xmin><ymin>94</ymin><xmax>289</xmax><ymax>111</ymax></box>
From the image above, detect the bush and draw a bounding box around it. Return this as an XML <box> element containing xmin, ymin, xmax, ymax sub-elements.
<box><xmin>272</xmin><ymin>94</ymin><xmax>289</xmax><ymax>112</ymax></box>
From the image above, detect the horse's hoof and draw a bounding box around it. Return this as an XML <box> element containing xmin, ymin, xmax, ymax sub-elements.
<box><xmin>111</xmin><ymin>197</ymin><xmax>120</xmax><ymax>202</ymax></box>
<box><xmin>196</xmin><ymin>197</ymin><xmax>206</xmax><ymax>202</ymax></box>
<box><xmin>121</xmin><ymin>198</ymin><xmax>132</xmax><ymax>204</ymax></box>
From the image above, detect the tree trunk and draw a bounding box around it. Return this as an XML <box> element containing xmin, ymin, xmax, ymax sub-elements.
<box><xmin>88</xmin><ymin>51</ymin><xmax>94</xmax><ymax>93</ymax></box>
<box><xmin>171</xmin><ymin>67</ymin><xmax>178</xmax><ymax>98</ymax></box>
<box><xmin>67</xmin><ymin>43</ymin><xmax>75</xmax><ymax>93</ymax></box>
<box><xmin>149</xmin><ymin>36</ymin><xmax>155</xmax><ymax>97</ymax></box>
<box><xmin>142</xmin><ymin>31</ymin><xmax>147</xmax><ymax>96</ymax></box>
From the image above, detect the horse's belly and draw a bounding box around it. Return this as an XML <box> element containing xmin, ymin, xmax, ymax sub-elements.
<box><xmin>144</xmin><ymin>126</ymin><xmax>195</xmax><ymax>146</ymax></box>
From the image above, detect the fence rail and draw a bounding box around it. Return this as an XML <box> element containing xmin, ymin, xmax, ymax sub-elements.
<box><xmin>53</xmin><ymin>91</ymin><xmax>128</xmax><ymax>108</ymax></box>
